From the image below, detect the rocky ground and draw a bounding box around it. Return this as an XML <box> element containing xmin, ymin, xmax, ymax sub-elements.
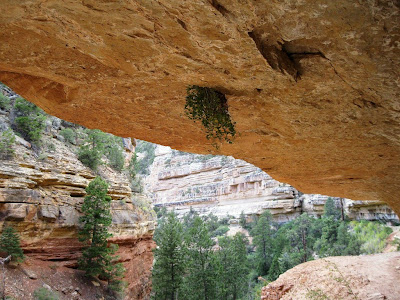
<box><xmin>261</xmin><ymin>252</ymin><xmax>400</xmax><ymax>300</ymax></box>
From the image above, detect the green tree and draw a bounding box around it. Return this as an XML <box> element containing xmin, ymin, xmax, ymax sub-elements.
<box><xmin>152</xmin><ymin>212</ymin><xmax>186</xmax><ymax>300</ymax></box>
<box><xmin>251</xmin><ymin>211</ymin><xmax>275</xmax><ymax>276</ymax></box>
<box><xmin>182</xmin><ymin>216</ymin><xmax>217</xmax><ymax>300</ymax></box>
<box><xmin>0</xmin><ymin>226</ymin><xmax>24</xmax><ymax>262</ymax></box>
<box><xmin>59</xmin><ymin>128</ymin><xmax>76</xmax><ymax>144</ymax></box>
<box><xmin>324</xmin><ymin>197</ymin><xmax>341</xmax><ymax>220</ymax></box>
<box><xmin>239</xmin><ymin>211</ymin><xmax>247</xmax><ymax>228</ymax></box>
<box><xmin>0</xmin><ymin>129</ymin><xmax>16</xmax><ymax>160</ymax></box>
<box><xmin>78</xmin><ymin>177</ymin><xmax>124</xmax><ymax>290</ymax></box>
<box><xmin>216</xmin><ymin>233</ymin><xmax>248</xmax><ymax>300</ymax></box>
<box><xmin>285</xmin><ymin>214</ymin><xmax>315</xmax><ymax>263</ymax></box>
<box><xmin>14</xmin><ymin>97</ymin><xmax>46</xmax><ymax>144</ymax></box>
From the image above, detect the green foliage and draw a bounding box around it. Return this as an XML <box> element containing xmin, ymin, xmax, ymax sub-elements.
<box><xmin>107</xmin><ymin>146</ymin><xmax>124</xmax><ymax>171</ymax></box>
<box><xmin>350</xmin><ymin>220</ymin><xmax>392</xmax><ymax>254</ymax></box>
<box><xmin>33</xmin><ymin>288</ymin><xmax>59</xmax><ymax>300</ymax></box>
<box><xmin>152</xmin><ymin>212</ymin><xmax>186</xmax><ymax>300</ymax></box>
<box><xmin>78</xmin><ymin>129</ymin><xmax>124</xmax><ymax>171</ymax></box>
<box><xmin>216</xmin><ymin>233</ymin><xmax>249</xmax><ymax>299</ymax></box>
<box><xmin>0</xmin><ymin>226</ymin><xmax>24</xmax><ymax>262</ymax></box>
<box><xmin>0</xmin><ymin>129</ymin><xmax>16</xmax><ymax>160</ymax></box>
<box><xmin>78</xmin><ymin>146</ymin><xmax>102</xmax><ymax>170</ymax></box>
<box><xmin>0</xmin><ymin>93</ymin><xmax>10</xmax><ymax>110</ymax></box>
<box><xmin>323</xmin><ymin>197</ymin><xmax>341</xmax><ymax>220</ymax></box>
<box><xmin>185</xmin><ymin>85</ymin><xmax>236</xmax><ymax>144</ymax></box>
<box><xmin>212</xmin><ymin>225</ymin><xmax>229</xmax><ymax>237</ymax></box>
<box><xmin>78</xmin><ymin>177</ymin><xmax>125</xmax><ymax>289</ymax></box>
<box><xmin>134</xmin><ymin>140</ymin><xmax>156</xmax><ymax>175</ymax></box>
<box><xmin>14</xmin><ymin>97</ymin><xmax>46</xmax><ymax>144</ymax></box>
<box><xmin>251</xmin><ymin>211</ymin><xmax>275</xmax><ymax>276</ymax></box>
<box><xmin>182</xmin><ymin>216</ymin><xmax>218</xmax><ymax>300</ymax></box>
<box><xmin>59</xmin><ymin>128</ymin><xmax>76</xmax><ymax>144</ymax></box>
<box><xmin>47</xmin><ymin>142</ymin><xmax>56</xmax><ymax>152</ymax></box>
<box><xmin>239</xmin><ymin>211</ymin><xmax>247</xmax><ymax>228</ymax></box>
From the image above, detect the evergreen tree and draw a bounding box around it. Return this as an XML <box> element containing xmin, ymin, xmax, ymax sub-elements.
<box><xmin>251</xmin><ymin>211</ymin><xmax>275</xmax><ymax>276</ymax></box>
<box><xmin>182</xmin><ymin>216</ymin><xmax>217</xmax><ymax>300</ymax></box>
<box><xmin>0</xmin><ymin>226</ymin><xmax>24</xmax><ymax>262</ymax></box>
<box><xmin>152</xmin><ymin>212</ymin><xmax>186</xmax><ymax>300</ymax></box>
<box><xmin>216</xmin><ymin>233</ymin><xmax>248</xmax><ymax>300</ymax></box>
<box><xmin>239</xmin><ymin>211</ymin><xmax>246</xmax><ymax>228</ymax></box>
<box><xmin>324</xmin><ymin>197</ymin><xmax>341</xmax><ymax>220</ymax></box>
<box><xmin>78</xmin><ymin>177</ymin><xmax>125</xmax><ymax>289</ymax></box>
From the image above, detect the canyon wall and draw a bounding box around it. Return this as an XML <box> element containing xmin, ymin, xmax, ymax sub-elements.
<box><xmin>0</xmin><ymin>0</ymin><xmax>399</xmax><ymax>214</ymax></box>
<box><xmin>146</xmin><ymin>146</ymin><xmax>398</xmax><ymax>223</ymax></box>
<box><xmin>0</xmin><ymin>106</ymin><xmax>155</xmax><ymax>299</ymax></box>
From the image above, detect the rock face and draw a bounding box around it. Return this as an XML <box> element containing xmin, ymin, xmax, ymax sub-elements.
<box><xmin>261</xmin><ymin>252</ymin><xmax>400</xmax><ymax>300</ymax></box>
<box><xmin>0</xmin><ymin>112</ymin><xmax>155</xmax><ymax>299</ymax></box>
<box><xmin>0</xmin><ymin>1</ymin><xmax>399</xmax><ymax>214</ymax></box>
<box><xmin>146</xmin><ymin>146</ymin><xmax>399</xmax><ymax>223</ymax></box>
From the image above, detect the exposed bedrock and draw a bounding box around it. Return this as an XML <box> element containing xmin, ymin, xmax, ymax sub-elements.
<box><xmin>0</xmin><ymin>1</ymin><xmax>399</xmax><ymax>213</ymax></box>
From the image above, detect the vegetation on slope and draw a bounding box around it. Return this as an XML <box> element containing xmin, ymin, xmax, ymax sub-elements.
<box><xmin>152</xmin><ymin>198</ymin><xmax>395</xmax><ymax>299</ymax></box>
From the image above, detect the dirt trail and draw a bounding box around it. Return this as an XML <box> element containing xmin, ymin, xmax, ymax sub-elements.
<box><xmin>262</xmin><ymin>252</ymin><xmax>400</xmax><ymax>300</ymax></box>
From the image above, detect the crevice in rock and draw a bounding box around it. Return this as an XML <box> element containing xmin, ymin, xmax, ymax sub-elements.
<box><xmin>209</xmin><ymin>0</ymin><xmax>230</xmax><ymax>17</ymax></box>
<box><xmin>177</xmin><ymin>18</ymin><xmax>187</xmax><ymax>31</ymax></box>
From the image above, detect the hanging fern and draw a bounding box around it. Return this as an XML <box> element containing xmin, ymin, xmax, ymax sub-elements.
<box><xmin>185</xmin><ymin>85</ymin><xmax>236</xmax><ymax>145</ymax></box>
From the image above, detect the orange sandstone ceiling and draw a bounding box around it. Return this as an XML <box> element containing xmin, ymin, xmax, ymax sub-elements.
<box><xmin>0</xmin><ymin>1</ymin><xmax>399</xmax><ymax>214</ymax></box>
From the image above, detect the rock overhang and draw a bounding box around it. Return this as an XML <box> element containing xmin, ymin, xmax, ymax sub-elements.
<box><xmin>0</xmin><ymin>0</ymin><xmax>399</xmax><ymax>213</ymax></box>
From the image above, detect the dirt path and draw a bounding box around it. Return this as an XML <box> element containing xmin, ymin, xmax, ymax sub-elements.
<box><xmin>262</xmin><ymin>252</ymin><xmax>400</xmax><ymax>300</ymax></box>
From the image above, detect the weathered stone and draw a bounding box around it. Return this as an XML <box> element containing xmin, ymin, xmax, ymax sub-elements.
<box><xmin>38</xmin><ymin>205</ymin><xmax>59</xmax><ymax>221</ymax></box>
<box><xmin>146</xmin><ymin>146</ymin><xmax>399</xmax><ymax>223</ymax></box>
<box><xmin>0</xmin><ymin>0</ymin><xmax>399</xmax><ymax>214</ymax></box>
<box><xmin>2</xmin><ymin>203</ymin><xmax>30</xmax><ymax>221</ymax></box>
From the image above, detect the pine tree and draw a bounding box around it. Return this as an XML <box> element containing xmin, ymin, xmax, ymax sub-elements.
<box><xmin>0</xmin><ymin>226</ymin><xmax>24</xmax><ymax>262</ymax></box>
<box><xmin>152</xmin><ymin>212</ymin><xmax>185</xmax><ymax>300</ymax></box>
<box><xmin>78</xmin><ymin>177</ymin><xmax>125</xmax><ymax>289</ymax></box>
<box><xmin>239</xmin><ymin>211</ymin><xmax>247</xmax><ymax>228</ymax></box>
<box><xmin>324</xmin><ymin>197</ymin><xmax>341</xmax><ymax>220</ymax></box>
<box><xmin>182</xmin><ymin>216</ymin><xmax>217</xmax><ymax>300</ymax></box>
<box><xmin>251</xmin><ymin>211</ymin><xmax>275</xmax><ymax>276</ymax></box>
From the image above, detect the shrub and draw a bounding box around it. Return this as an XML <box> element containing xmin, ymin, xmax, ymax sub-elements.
<box><xmin>0</xmin><ymin>226</ymin><xmax>24</xmax><ymax>262</ymax></box>
<box><xmin>213</xmin><ymin>225</ymin><xmax>229</xmax><ymax>237</ymax></box>
<box><xmin>185</xmin><ymin>85</ymin><xmax>236</xmax><ymax>144</ymax></box>
<box><xmin>107</xmin><ymin>146</ymin><xmax>124</xmax><ymax>171</ymax></box>
<box><xmin>14</xmin><ymin>97</ymin><xmax>46</xmax><ymax>144</ymax></box>
<box><xmin>0</xmin><ymin>129</ymin><xmax>15</xmax><ymax>160</ymax></box>
<box><xmin>47</xmin><ymin>143</ymin><xmax>56</xmax><ymax>152</ymax></box>
<box><xmin>33</xmin><ymin>287</ymin><xmax>59</xmax><ymax>300</ymax></box>
<box><xmin>59</xmin><ymin>128</ymin><xmax>75</xmax><ymax>144</ymax></box>
<box><xmin>134</xmin><ymin>140</ymin><xmax>155</xmax><ymax>175</ymax></box>
<box><xmin>78</xmin><ymin>147</ymin><xmax>102</xmax><ymax>170</ymax></box>
<box><xmin>0</xmin><ymin>93</ymin><xmax>10</xmax><ymax>110</ymax></box>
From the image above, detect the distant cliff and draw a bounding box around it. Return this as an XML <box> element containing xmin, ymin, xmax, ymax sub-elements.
<box><xmin>145</xmin><ymin>146</ymin><xmax>398</xmax><ymax>223</ymax></box>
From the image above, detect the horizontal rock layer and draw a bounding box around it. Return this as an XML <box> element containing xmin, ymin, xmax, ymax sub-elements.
<box><xmin>0</xmin><ymin>110</ymin><xmax>155</xmax><ymax>299</ymax></box>
<box><xmin>0</xmin><ymin>1</ymin><xmax>399</xmax><ymax>214</ymax></box>
<box><xmin>146</xmin><ymin>146</ymin><xmax>398</xmax><ymax>223</ymax></box>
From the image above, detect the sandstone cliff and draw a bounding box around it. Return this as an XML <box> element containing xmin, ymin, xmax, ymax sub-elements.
<box><xmin>0</xmin><ymin>1</ymin><xmax>399</xmax><ymax>215</ymax></box>
<box><xmin>261</xmin><ymin>252</ymin><xmax>400</xmax><ymax>300</ymax></box>
<box><xmin>145</xmin><ymin>145</ymin><xmax>399</xmax><ymax>223</ymax></box>
<box><xmin>0</xmin><ymin>93</ymin><xmax>155</xmax><ymax>299</ymax></box>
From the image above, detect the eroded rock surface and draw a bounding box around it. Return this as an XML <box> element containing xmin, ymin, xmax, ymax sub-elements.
<box><xmin>0</xmin><ymin>1</ymin><xmax>399</xmax><ymax>214</ymax></box>
<box><xmin>261</xmin><ymin>252</ymin><xmax>400</xmax><ymax>300</ymax></box>
<box><xmin>0</xmin><ymin>110</ymin><xmax>155</xmax><ymax>299</ymax></box>
<box><xmin>146</xmin><ymin>145</ymin><xmax>399</xmax><ymax>223</ymax></box>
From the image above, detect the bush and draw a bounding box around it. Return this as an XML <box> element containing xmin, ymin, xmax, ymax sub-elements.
<box><xmin>213</xmin><ymin>225</ymin><xmax>229</xmax><ymax>237</ymax></box>
<box><xmin>59</xmin><ymin>128</ymin><xmax>75</xmax><ymax>144</ymax></box>
<box><xmin>14</xmin><ymin>97</ymin><xmax>46</xmax><ymax>144</ymax></box>
<box><xmin>107</xmin><ymin>146</ymin><xmax>124</xmax><ymax>171</ymax></box>
<box><xmin>33</xmin><ymin>287</ymin><xmax>59</xmax><ymax>300</ymax></box>
<box><xmin>0</xmin><ymin>129</ymin><xmax>15</xmax><ymax>160</ymax></box>
<box><xmin>0</xmin><ymin>93</ymin><xmax>10</xmax><ymax>110</ymax></box>
<box><xmin>185</xmin><ymin>85</ymin><xmax>236</xmax><ymax>144</ymax></box>
<box><xmin>78</xmin><ymin>147</ymin><xmax>102</xmax><ymax>170</ymax></box>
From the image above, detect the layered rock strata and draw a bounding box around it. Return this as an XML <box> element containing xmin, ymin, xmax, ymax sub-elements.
<box><xmin>0</xmin><ymin>0</ymin><xmax>399</xmax><ymax>214</ymax></box>
<box><xmin>0</xmin><ymin>113</ymin><xmax>155</xmax><ymax>299</ymax></box>
<box><xmin>146</xmin><ymin>146</ymin><xmax>398</xmax><ymax>223</ymax></box>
